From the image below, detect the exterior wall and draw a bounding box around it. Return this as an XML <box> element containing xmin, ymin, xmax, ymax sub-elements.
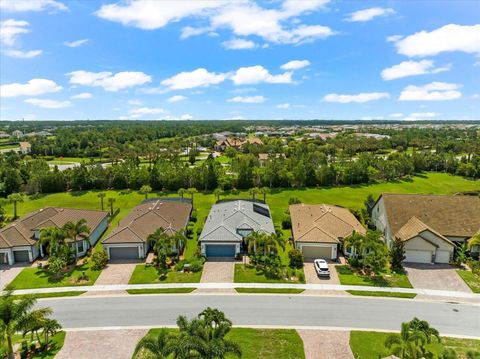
<box><xmin>88</xmin><ymin>217</ymin><xmax>109</xmax><ymax>246</ymax></box>
<box><xmin>296</xmin><ymin>242</ymin><xmax>337</xmax><ymax>260</ymax></box>
<box><xmin>446</xmin><ymin>236</ymin><xmax>469</xmax><ymax>244</ymax></box>
<box><xmin>69</xmin><ymin>239</ymin><xmax>89</xmax><ymax>257</ymax></box>
<box><xmin>371</xmin><ymin>197</ymin><xmax>393</xmax><ymax>246</ymax></box>
<box><xmin>104</xmin><ymin>243</ymin><xmax>145</xmax><ymax>259</ymax></box>
<box><xmin>420</xmin><ymin>231</ymin><xmax>453</xmax><ymax>251</ymax></box>
<box><xmin>11</xmin><ymin>245</ymin><xmax>38</xmax><ymax>263</ymax></box>
<box><xmin>200</xmin><ymin>242</ymin><xmax>241</xmax><ymax>256</ymax></box>
<box><xmin>0</xmin><ymin>249</ymin><xmax>14</xmax><ymax>265</ymax></box>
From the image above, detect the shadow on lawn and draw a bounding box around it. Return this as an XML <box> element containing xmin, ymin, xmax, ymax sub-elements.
<box><xmin>35</xmin><ymin>263</ymin><xmax>91</xmax><ymax>284</ymax></box>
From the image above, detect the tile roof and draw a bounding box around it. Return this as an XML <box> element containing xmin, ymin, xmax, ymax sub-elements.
<box><xmin>0</xmin><ymin>207</ymin><xmax>108</xmax><ymax>249</ymax></box>
<box><xmin>394</xmin><ymin>216</ymin><xmax>454</xmax><ymax>246</ymax></box>
<box><xmin>199</xmin><ymin>200</ymin><xmax>275</xmax><ymax>243</ymax></box>
<box><xmin>380</xmin><ymin>194</ymin><xmax>480</xmax><ymax>238</ymax></box>
<box><xmin>103</xmin><ymin>199</ymin><xmax>192</xmax><ymax>244</ymax></box>
<box><xmin>290</xmin><ymin>204</ymin><xmax>366</xmax><ymax>244</ymax></box>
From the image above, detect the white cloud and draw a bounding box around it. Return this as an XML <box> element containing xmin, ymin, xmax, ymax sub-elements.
<box><xmin>64</xmin><ymin>39</ymin><xmax>89</xmax><ymax>48</ymax></box>
<box><xmin>228</xmin><ymin>95</ymin><xmax>265</xmax><ymax>103</ymax></box>
<box><xmin>345</xmin><ymin>7</ymin><xmax>395</xmax><ymax>22</ymax></box>
<box><xmin>71</xmin><ymin>92</ymin><xmax>92</xmax><ymax>99</ymax></box>
<box><xmin>0</xmin><ymin>79</ymin><xmax>62</xmax><ymax>98</ymax></box>
<box><xmin>96</xmin><ymin>0</ymin><xmax>333</xmax><ymax>45</ymax></box>
<box><xmin>323</xmin><ymin>92</ymin><xmax>390</xmax><ymax>103</ymax></box>
<box><xmin>410</xmin><ymin>112</ymin><xmax>440</xmax><ymax>118</ymax></box>
<box><xmin>277</xmin><ymin>103</ymin><xmax>290</xmax><ymax>109</ymax></box>
<box><xmin>25</xmin><ymin>98</ymin><xmax>71</xmax><ymax>109</ymax></box>
<box><xmin>222</xmin><ymin>38</ymin><xmax>256</xmax><ymax>50</ymax></box>
<box><xmin>167</xmin><ymin>95</ymin><xmax>187</xmax><ymax>103</ymax></box>
<box><xmin>67</xmin><ymin>70</ymin><xmax>151</xmax><ymax>91</ymax></box>
<box><xmin>161</xmin><ymin>68</ymin><xmax>226</xmax><ymax>90</ymax></box>
<box><xmin>387</xmin><ymin>35</ymin><xmax>402</xmax><ymax>43</ymax></box>
<box><xmin>280</xmin><ymin>60</ymin><xmax>310</xmax><ymax>70</ymax></box>
<box><xmin>128</xmin><ymin>99</ymin><xmax>143</xmax><ymax>105</ymax></box>
<box><xmin>231</xmin><ymin>65</ymin><xmax>292</xmax><ymax>85</ymax></box>
<box><xmin>389</xmin><ymin>113</ymin><xmax>404</xmax><ymax>118</ymax></box>
<box><xmin>0</xmin><ymin>0</ymin><xmax>67</xmax><ymax>12</ymax></box>
<box><xmin>0</xmin><ymin>19</ymin><xmax>30</xmax><ymax>46</ymax></box>
<box><xmin>129</xmin><ymin>107</ymin><xmax>165</xmax><ymax>118</ymax></box>
<box><xmin>393</xmin><ymin>24</ymin><xmax>480</xmax><ymax>57</ymax></box>
<box><xmin>381</xmin><ymin>60</ymin><xmax>450</xmax><ymax>80</ymax></box>
<box><xmin>3</xmin><ymin>49</ymin><xmax>42</xmax><ymax>58</ymax></box>
<box><xmin>399</xmin><ymin>82</ymin><xmax>462</xmax><ymax>101</ymax></box>
<box><xmin>180</xmin><ymin>114</ymin><xmax>193</xmax><ymax>120</ymax></box>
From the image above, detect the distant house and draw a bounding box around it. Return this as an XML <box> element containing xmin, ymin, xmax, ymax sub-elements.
<box><xmin>0</xmin><ymin>208</ymin><xmax>108</xmax><ymax>265</ymax></box>
<box><xmin>19</xmin><ymin>142</ymin><xmax>31</xmax><ymax>154</ymax></box>
<box><xmin>102</xmin><ymin>198</ymin><xmax>192</xmax><ymax>260</ymax></box>
<box><xmin>371</xmin><ymin>194</ymin><xmax>480</xmax><ymax>264</ymax></box>
<box><xmin>199</xmin><ymin>200</ymin><xmax>275</xmax><ymax>258</ymax></box>
<box><xmin>258</xmin><ymin>153</ymin><xmax>285</xmax><ymax>166</ymax></box>
<box><xmin>289</xmin><ymin>204</ymin><xmax>366</xmax><ymax>261</ymax></box>
<box><xmin>11</xmin><ymin>130</ymin><xmax>23</xmax><ymax>139</ymax></box>
<box><xmin>0</xmin><ymin>131</ymin><xmax>9</xmax><ymax>139</ymax></box>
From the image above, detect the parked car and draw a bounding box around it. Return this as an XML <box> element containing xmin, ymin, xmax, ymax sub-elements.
<box><xmin>314</xmin><ymin>259</ymin><xmax>330</xmax><ymax>277</ymax></box>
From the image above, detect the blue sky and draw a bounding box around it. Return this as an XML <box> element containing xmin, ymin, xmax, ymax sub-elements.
<box><xmin>0</xmin><ymin>0</ymin><xmax>479</xmax><ymax>121</ymax></box>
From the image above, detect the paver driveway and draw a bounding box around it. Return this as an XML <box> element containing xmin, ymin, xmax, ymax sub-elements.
<box><xmin>298</xmin><ymin>330</ymin><xmax>353</xmax><ymax>359</ymax></box>
<box><xmin>200</xmin><ymin>259</ymin><xmax>234</xmax><ymax>283</ymax></box>
<box><xmin>404</xmin><ymin>263</ymin><xmax>471</xmax><ymax>292</ymax></box>
<box><xmin>304</xmin><ymin>262</ymin><xmax>340</xmax><ymax>284</ymax></box>
<box><xmin>0</xmin><ymin>264</ymin><xmax>26</xmax><ymax>289</ymax></box>
<box><xmin>95</xmin><ymin>261</ymin><xmax>138</xmax><ymax>285</ymax></box>
<box><xmin>56</xmin><ymin>329</ymin><xmax>147</xmax><ymax>359</ymax></box>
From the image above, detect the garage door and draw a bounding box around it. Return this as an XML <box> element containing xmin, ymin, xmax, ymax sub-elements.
<box><xmin>301</xmin><ymin>245</ymin><xmax>333</xmax><ymax>261</ymax></box>
<box><xmin>435</xmin><ymin>250</ymin><xmax>451</xmax><ymax>264</ymax></box>
<box><xmin>13</xmin><ymin>250</ymin><xmax>30</xmax><ymax>263</ymax></box>
<box><xmin>404</xmin><ymin>250</ymin><xmax>432</xmax><ymax>264</ymax></box>
<box><xmin>205</xmin><ymin>244</ymin><xmax>236</xmax><ymax>258</ymax></box>
<box><xmin>108</xmin><ymin>247</ymin><xmax>139</xmax><ymax>260</ymax></box>
<box><xmin>0</xmin><ymin>252</ymin><xmax>8</xmax><ymax>264</ymax></box>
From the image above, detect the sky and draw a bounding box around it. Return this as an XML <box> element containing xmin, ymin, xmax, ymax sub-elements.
<box><xmin>0</xmin><ymin>0</ymin><xmax>479</xmax><ymax>122</ymax></box>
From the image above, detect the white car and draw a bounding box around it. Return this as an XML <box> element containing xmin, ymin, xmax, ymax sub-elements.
<box><xmin>314</xmin><ymin>259</ymin><xmax>330</xmax><ymax>277</ymax></box>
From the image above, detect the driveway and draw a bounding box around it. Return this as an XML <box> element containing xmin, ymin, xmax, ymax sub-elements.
<box><xmin>200</xmin><ymin>259</ymin><xmax>234</xmax><ymax>283</ymax></box>
<box><xmin>94</xmin><ymin>261</ymin><xmax>138</xmax><ymax>285</ymax></box>
<box><xmin>56</xmin><ymin>329</ymin><xmax>147</xmax><ymax>359</ymax></box>
<box><xmin>404</xmin><ymin>263</ymin><xmax>471</xmax><ymax>292</ymax></box>
<box><xmin>298</xmin><ymin>330</ymin><xmax>353</xmax><ymax>359</ymax></box>
<box><xmin>304</xmin><ymin>262</ymin><xmax>340</xmax><ymax>284</ymax></box>
<box><xmin>0</xmin><ymin>264</ymin><xmax>26</xmax><ymax>289</ymax></box>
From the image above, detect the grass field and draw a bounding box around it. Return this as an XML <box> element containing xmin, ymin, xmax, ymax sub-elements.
<box><xmin>128</xmin><ymin>264</ymin><xmax>202</xmax><ymax>284</ymax></box>
<box><xmin>13</xmin><ymin>291</ymin><xmax>86</xmax><ymax>299</ymax></box>
<box><xmin>234</xmin><ymin>264</ymin><xmax>305</xmax><ymax>284</ymax></box>
<box><xmin>3</xmin><ymin>172</ymin><xmax>479</xmax><ymax>267</ymax></box>
<box><xmin>456</xmin><ymin>270</ymin><xmax>480</xmax><ymax>293</ymax></box>
<box><xmin>336</xmin><ymin>265</ymin><xmax>413</xmax><ymax>288</ymax></box>
<box><xmin>126</xmin><ymin>288</ymin><xmax>195</xmax><ymax>294</ymax></box>
<box><xmin>137</xmin><ymin>328</ymin><xmax>305</xmax><ymax>359</ymax></box>
<box><xmin>235</xmin><ymin>288</ymin><xmax>304</xmax><ymax>294</ymax></box>
<box><xmin>346</xmin><ymin>290</ymin><xmax>416</xmax><ymax>298</ymax></box>
<box><xmin>9</xmin><ymin>262</ymin><xmax>101</xmax><ymax>289</ymax></box>
<box><xmin>350</xmin><ymin>331</ymin><xmax>480</xmax><ymax>359</ymax></box>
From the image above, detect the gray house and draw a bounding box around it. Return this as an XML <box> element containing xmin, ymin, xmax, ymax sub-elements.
<box><xmin>199</xmin><ymin>200</ymin><xmax>275</xmax><ymax>258</ymax></box>
<box><xmin>0</xmin><ymin>207</ymin><xmax>109</xmax><ymax>265</ymax></box>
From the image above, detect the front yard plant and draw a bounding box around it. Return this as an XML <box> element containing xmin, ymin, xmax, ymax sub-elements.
<box><xmin>336</xmin><ymin>265</ymin><xmax>412</xmax><ymax>288</ymax></box>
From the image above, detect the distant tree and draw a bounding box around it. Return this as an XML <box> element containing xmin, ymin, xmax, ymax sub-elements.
<box><xmin>213</xmin><ymin>188</ymin><xmax>224</xmax><ymax>201</ymax></box>
<box><xmin>177</xmin><ymin>188</ymin><xmax>186</xmax><ymax>198</ymax></box>
<box><xmin>7</xmin><ymin>192</ymin><xmax>24</xmax><ymax>219</ymax></box>
<box><xmin>390</xmin><ymin>237</ymin><xmax>406</xmax><ymax>272</ymax></box>
<box><xmin>139</xmin><ymin>185</ymin><xmax>152</xmax><ymax>200</ymax></box>
<box><xmin>249</xmin><ymin>187</ymin><xmax>259</xmax><ymax>200</ymax></box>
<box><xmin>259</xmin><ymin>187</ymin><xmax>270</xmax><ymax>202</ymax></box>
<box><xmin>186</xmin><ymin>188</ymin><xmax>197</xmax><ymax>207</ymax></box>
<box><xmin>107</xmin><ymin>197</ymin><xmax>116</xmax><ymax>216</ymax></box>
<box><xmin>97</xmin><ymin>192</ymin><xmax>106</xmax><ymax>211</ymax></box>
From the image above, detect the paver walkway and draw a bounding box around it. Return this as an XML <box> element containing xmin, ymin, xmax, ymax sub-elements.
<box><xmin>0</xmin><ymin>264</ymin><xmax>25</xmax><ymax>289</ymax></box>
<box><xmin>405</xmin><ymin>263</ymin><xmax>471</xmax><ymax>292</ymax></box>
<box><xmin>56</xmin><ymin>329</ymin><xmax>147</xmax><ymax>359</ymax></box>
<box><xmin>298</xmin><ymin>329</ymin><xmax>354</xmax><ymax>359</ymax></box>
<box><xmin>95</xmin><ymin>261</ymin><xmax>138</xmax><ymax>285</ymax></box>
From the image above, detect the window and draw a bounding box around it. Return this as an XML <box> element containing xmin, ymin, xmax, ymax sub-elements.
<box><xmin>77</xmin><ymin>241</ymin><xmax>85</xmax><ymax>253</ymax></box>
<box><xmin>237</xmin><ymin>229</ymin><xmax>253</xmax><ymax>238</ymax></box>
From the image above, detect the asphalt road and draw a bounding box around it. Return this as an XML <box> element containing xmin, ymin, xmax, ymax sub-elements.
<box><xmin>43</xmin><ymin>295</ymin><xmax>480</xmax><ymax>337</ymax></box>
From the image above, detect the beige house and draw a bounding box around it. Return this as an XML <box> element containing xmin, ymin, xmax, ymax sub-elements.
<box><xmin>371</xmin><ymin>194</ymin><xmax>480</xmax><ymax>264</ymax></box>
<box><xmin>19</xmin><ymin>142</ymin><xmax>31</xmax><ymax>154</ymax></box>
<box><xmin>289</xmin><ymin>204</ymin><xmax>366</xmax><ymax>261</ymax></box>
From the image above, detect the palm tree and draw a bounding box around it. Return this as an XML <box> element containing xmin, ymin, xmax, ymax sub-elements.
<box><xmin>134</xmin><ymin>328</ymin><xmax>173</xmax><ymax>358</ymax></box>
<box><xmin>139</xmin><ymin>185</ymin><xmax>152</xmax><ymax>200</ymax></box>
<box><xmin>213</xmin><ymin>188</ymin><xmax>224</xmax><ymax>201</ymax></box>
<box><xmin>97</xmin><ymin>192</ymin><xmax>106</xmax><ymax>211</ymax></box>
<box><xmin>0</xmin><ymin>292</ymin><xmax>53</xmax><ymax>359</ymax></box>
<box><xmin>260</xmin><ymin>187</ymin><xmax>270</xmax><ymax>202</ymax></box>
<box><xmin>385</xmin><ymin>322</ymin><xmax>423</xmax><ymax>359</ymax></box>
<box><xmin>7</xmin><ymin>192</ymin><xmax>24</xmax><ymax>219</ymax></box>
<box><xmin>63</xmin><ymin>219</ymin><xmax>90</xmax><ymax>265</ymax></box>
<box><xmin>42</xmin><ymin>319</ymin><xmax>62</xmax><ymax>348</ymax></box>
<box><xmin>178</xmin><ymin>188</ymin><xmax>186</xmax><ymax>199</ymax></box>
<box><xmin>249</xmin><ymin>187</ymin><xmax>259</xmax><ymax>200</ymax></box>
<box><xmin>343</xmin><ymin>231</ymin><xmax>364</xmax><ymax>258</ymax></box>
<box><xmin>467</xmin><ymin>233</ymin><xmax>480</xmax><ymax>251</ymax></box>
<box><xmin>186</xmin><ymin>188</ymin><xmax>198</xmax><ymax>207</ymax></box>
<box><xmin>244</xmin><ymin>231</ymin><xmax>266</xmax><ymax>255</ymax></box>
<box><xmin>107</xmin><ymin>197</ymin><xmax>116</xmax><ymax>216</ymax></box>
<box><xmin>407</xmin><ymin>317</ymin><xmax>440</xmax><ymax>353</ymax></box>
<box><xmin>38</xmin><ymin>227</ymin><xmax>67</xmax><ymax>258</ymax></box>
<box><xmin>147</xmin><ymin>228</ymin><xmax>172</xmax><ymax>269</ymax></box>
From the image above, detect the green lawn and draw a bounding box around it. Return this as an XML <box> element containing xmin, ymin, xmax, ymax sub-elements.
<box><xmin>136</xmin><ymin>328</ymin><xmax>304</xmax><ymax>359</ymax></box>
<box><xmin>128</xmin><ymin>264</ymin><xmax>202</xmax><ymax>284</ymax></box>
<box><xmin>336</xmin><ymin>265</ymin><xmax>413</xmax><ymax>288</ymax></box>
<box><xmin>234</xmin><ymin>264</ymin><xmax>305</xmax><ymax>284</ymax></box>
<box><xmin>350</xmin><ymin>331</ymin><xmax>480</xmax><ymax>359</ymax></box>
<box><xmin>346</xmin><ymin>290</ymin><xmax>416</xmax><ymax>299</ymax></box>
<box><xmin>9</xmin><ymin>262</ymin><xmax>101</xmax><ymax>289</ymax></box>
<box><xmin>13</xmin><ymin>291</ymin><xmax>86</xmax><ymax>299</ymax></box>
<box><xmin>127</xmin><ymin>288</ymin><xmax>195</xmax><ymax>294</ymax></box>
<box><xmin>456</xmin><ymin>270</ymin><xmax>480</xmax><ymax>293</ymax></box>
<box><xmin>235</xmin><ymin>288</ymin><xmax>304</xmax><ymax>294</ymax></box>
<box><xmin>31</xmin><ymin>331</ymin><xmax>66</xmax><ymax>359</ymax></box>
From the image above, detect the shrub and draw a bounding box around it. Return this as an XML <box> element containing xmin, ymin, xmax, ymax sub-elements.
<box><xmin>196</xmin><ymin>226</ymin><xmax>203</xmax><ymax>236</ymax></box>
<box><xmin>186</xmin><ymin>223</ymin><xmax>194</xmax><ymax>238</ymax></box>
<box><xmin>298</xmin><ymin>271</ymin><xmax>305</xmax><ymax>283</ymax></box>
<box><xmin>47</xmin><ymin>257</ymin><xmax>66</xmax><ymax>277</ymax></box>
<box><xmin>91</xmin><ymin>250</ymin><xmax>108</xmax><ymax>270</ymax></box>
<box><xmin>288</xmin><ymin>249</ymin><xmax>304</xmax><ymax>269</ymax></box>
<box><xmin>282</xmin><ymin>215</ymin><xmax>292</xmax><ymax>229</ymax></box>
<box><xmin>288</xmin><ymin>197</ymin><xmax>301</xmax><ymax>205</ymax></box>
<box><xmin>175</xmin><ymin>259</ymin><xmax>187</xmax><ymax>272</ymax></box>
<box><xmin>190</xmin><ymin>210</ymin><xmax>198</xmax><ymax>223</ymax></box>
<box><xmin>189</xmin><ymin>260</ymin><xmax>203</xmax><ymax>272</ymax></box>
